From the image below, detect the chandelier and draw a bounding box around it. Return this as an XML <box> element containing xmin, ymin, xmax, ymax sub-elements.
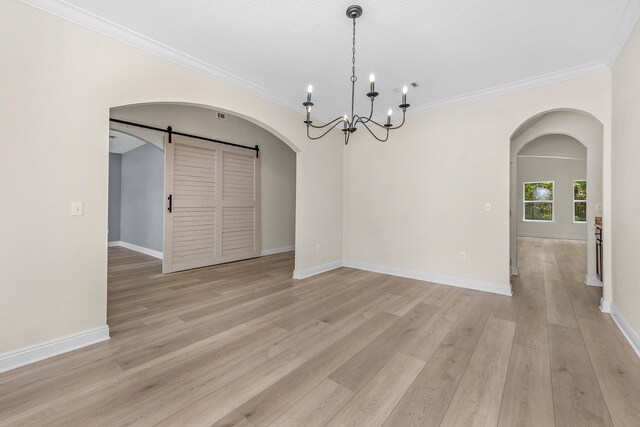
<box><xmin>303</xmin><ymin>5</ymin><xmax>410</xmax><ymax>145</ymax></box>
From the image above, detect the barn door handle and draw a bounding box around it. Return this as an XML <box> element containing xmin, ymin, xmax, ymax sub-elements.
<box><xmin>167</xmin><ymin>194</ymin><xmax>172</xmax><ymax>213</ymax></box>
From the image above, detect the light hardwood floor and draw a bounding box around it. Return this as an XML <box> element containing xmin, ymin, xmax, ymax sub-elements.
<box><xmin>1</xmin><ymin>238</ymin><xmax>639</xmax><ymax>426</ymax></box>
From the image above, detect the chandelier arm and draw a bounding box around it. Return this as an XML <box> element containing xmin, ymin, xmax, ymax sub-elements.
<box><xmin>355</xmin><ymin>116</ymin><xmax>387</xmax><ymax>130</ymax></box>
<box><xmin>388</xmin><ymin>110</ymin><xmax>407</xmax><ymax>129</ymax></box>
<box><xmin>353</xmin><ymin>99</ymin><xmax>375</xmax><ymax>125</ymax></box>
<box><xmin>358</xmin><ymin>120</ymin><xmax>390</xmax><ymax>142</ymax></box>
<box><xmin>307</xmin><ymin>116</ymin><xmax>347</xmax><ymax>129</ymax></box>
<box><xmin>359</xmin><ymin>109</ymin><xmax>407</xmax><ymax>130</ymax></box>
<box><xmin>365</xmin><ymin>98</ymin><xmax>375</xmax><ymax>122</ymax></box>
<box><xmin>306</xmin><ymin>120</ymin><xmax>345</xmax><ymax>140</ymax></box>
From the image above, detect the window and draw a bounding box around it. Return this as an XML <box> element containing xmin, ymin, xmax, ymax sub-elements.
<box><xmin>574</xmin><ymin>180</ymin><xmax>587</xmax><ymax>222</ymax></box>
<box><xmin>523</xmin><ymin>181</ymin><xmax>554</xmax><ymax>221</ymax></box>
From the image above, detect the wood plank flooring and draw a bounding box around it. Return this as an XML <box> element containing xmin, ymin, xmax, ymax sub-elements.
<box><xmin>1</xmin><ymin>238</ymin><xmax>639</xmax><ymax>426</ymax></box>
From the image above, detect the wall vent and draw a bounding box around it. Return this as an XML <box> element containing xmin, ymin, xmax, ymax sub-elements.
<box><xmin>216</xmin><ymin>112</ymin><xmax>228</xmax><ymax>121</ymax></box>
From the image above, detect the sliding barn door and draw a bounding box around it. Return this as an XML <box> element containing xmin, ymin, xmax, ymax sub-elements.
<box><xmin>163</xmin><ymin>135</ymin><xmax>260</xmax><ymax>273</ymax></box>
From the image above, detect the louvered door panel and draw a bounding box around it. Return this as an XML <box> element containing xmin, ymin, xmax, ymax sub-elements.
<box><xmin>220</xmin><ymin>150</ymin><xmax>259</xmax><ymax>262</ymax></box>
<box><xmin>163</xmin><ymin>135</ymin><xmax>260</xmax><ymax>273</ymax></box>
<box><xmin>163</xmin><ymin>136</ymin><xmax>217</xmax><ymax>273</ymax></box>
<box><xmin>222</xmin><ymin>207</ymin><xmax>255</xmax><ymax>256</ymax></box>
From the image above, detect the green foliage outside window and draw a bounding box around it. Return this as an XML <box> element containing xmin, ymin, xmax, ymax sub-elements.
<box><xmin>524</xmin><ymin>182</ymin><xmax>554</xmax><ymax>201</ymax></box>
<box><xmin>574</xmin><ymin>180</ymin><xmax>587</xmax><ymax>222</ymax></box>
<box><xmin>524</xmin><ymin>182</ymin><xmax>553</xmax><ymax>221</ymax></box>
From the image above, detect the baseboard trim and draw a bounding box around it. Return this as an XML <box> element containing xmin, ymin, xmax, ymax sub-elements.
<box><xmin>260</xmin><ymin>245</ymin><xmax>295</xmax><ymax>256</ymax></box>
<box><xmin>109</xmin><ymin>241</ymin><xmax>163</xmax><ymax>259</ymax></box>
<box><xmin>511</xmin><ymin>265</ymin><xmax>520</xmax><ymax>276</ymax></box>
<box><xmin>343</xmin><ymin>260</ymin><xmax>513</xmax><ymax>296</ymax></box>
<box><xmin>0</xmin><ymin>325</ymin><xmax>110</xmax><ymax>374</ymax></box>
<box><xmin>584</xmin><ymin>275</ymin><xmax>603</xmax><ymax>287</ymax></box>
<box><xmin>517</xmin><ymin>232</ymin><xmax>587</xmax><ymax>241</ymax></box>
<box><xmin>610</xmin><ymin>303</ymin><xmax>640</xmax><ymax>359</ymax></box>
<box><xmin>293</xmin><ymin>260</ymin><xmax>343</xmax><ymax>280</ymax></box>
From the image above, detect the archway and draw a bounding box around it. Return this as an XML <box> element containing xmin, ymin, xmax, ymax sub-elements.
<box><xmin>112</xmin><ymin>101</ymin><xmax>302</xmax><ymax>155</ymax></box>
<box><xmin>107</xmin><ymin>101</ymin><xmax>298</xmax><ymax>272</ymax></box>
<box><xmin>510</xmin><ymin>109</ymin><xmax>605</xmax><ymax>305</ymax></box>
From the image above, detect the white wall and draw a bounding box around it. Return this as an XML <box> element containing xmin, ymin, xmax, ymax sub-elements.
<box><xmin>516</xmin><ymin>135</ymin><xmax>587</xmax><ymax>240</ymax></box>
<box><xmin>343</xmin><ymin>72</ymin><xmax>611</xmax><ymax>295</ymax></box>
<box><xmin>110</xmin><ymin>103</ymin><xmax>296</xmax><ymax>253</ymax></box>
<box><xmin>611</xmin><ymin>16</ymin><xmax>640</xmax><ymax>346</ymax></box>
<box><xmin>0</xmin><ymin>0</ymin><xmax>343</xmax><ymax>355</ymax></box>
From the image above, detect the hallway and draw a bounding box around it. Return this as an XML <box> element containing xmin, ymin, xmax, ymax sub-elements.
<box><xmin>504</xmin><ymin>237</ymin><xmax>640</xmax><ymax>426</ymax></box>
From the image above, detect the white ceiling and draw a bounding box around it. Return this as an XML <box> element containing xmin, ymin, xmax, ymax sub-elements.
<box><xmin>108</xmin><ymin>130</ymin><xmax>146</xmax><ymax>154</ymax></box>
<box><xmin>34</xmin><ymin>0</ymin><xmax>640</xmax><ymax>120</ymax></box>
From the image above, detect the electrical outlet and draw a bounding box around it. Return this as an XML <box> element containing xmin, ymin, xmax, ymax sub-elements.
<box><xmin>70</xmin><ymin>201</ymin><xmax>84</xmax><ymax>216</ymax></box>
<box><xmin>459</xmin><ymin>251</ymin><xmax>466</xmax><ymax>261</ymax></box>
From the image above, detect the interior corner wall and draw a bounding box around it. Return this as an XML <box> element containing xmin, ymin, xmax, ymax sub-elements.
<box><xmin>611</xmin><ymin>16</ymin><xmax>640</xmax><ymax>344</ymax></box>
<box><xmin>108</xmin><ymin>153</ymin><xmax>122</xmax><ymax>242</ymax></box>
<box><xmin>0</xmin><ymin>0</ymin><xmax>343</xmax><ymax>355</ymax></box>
<box><xmin>110</xmin><ymin>104</ymin><xmax>296</xmax><ymax>253</ymax></box>
<box><xmin>343</xmin><ymin>72</ymin><xmax>611</xmax><ymax>292</ymax></box>
<box><xmin>120</xmin><ymin>143</ymin><xmax>164</xmax><ymax>252</ymax></box>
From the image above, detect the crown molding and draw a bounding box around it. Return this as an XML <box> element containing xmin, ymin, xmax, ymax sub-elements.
<box><xmin>18</xmin><ymin>0</ymin><xmax>629</xmax><ymax>122</ymax></box>
<box><xmin>603</xmin><ymin>0</ymin><xmax>640</xmax><ymax>68</ymax></box>
<box><xmin>17</xmin><ymin>0</ymin><xmax>302</xmax><ymax>115</ymax></box>
<box><xmin>404</xmin><ymin>61</ymin><xmax>610</xmax><ymax>118</ymax></box>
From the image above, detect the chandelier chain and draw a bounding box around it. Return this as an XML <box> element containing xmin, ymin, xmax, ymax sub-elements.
<box><xmin>351</xmin><ymin>18</ymin><xmax>357</xmax><ymax>80</ymax></box>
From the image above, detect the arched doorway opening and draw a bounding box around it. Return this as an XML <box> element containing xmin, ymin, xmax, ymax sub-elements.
<box><xmin>107</xmin><ymin>102</ymin><xmax>298</xmax><ymax>274</ymax></box>
<box><xmin>509</xmin><ymin>109</ymin><xmax>605</xmax><ymax>309</ymax></box>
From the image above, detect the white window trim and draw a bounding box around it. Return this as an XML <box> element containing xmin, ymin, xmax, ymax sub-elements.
<box><xmin>523</xmin><ymin>181</ymin><xmax>554</xmax><ymax>222</ymax></box>
<box><xmin>573</xmin><ymin>179</ymin><xmax>587</xmax><ymax>223</ymax></box>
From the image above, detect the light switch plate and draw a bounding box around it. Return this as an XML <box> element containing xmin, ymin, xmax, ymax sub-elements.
<box><xmin>71</xmin><ymin>201</ymin><xmax>84</xmax><ymax>216</ymax></box>
<box><xmin>484</xmin><ymin>202</ymin><xmax>492</xmax><ymax>211</ymax></box>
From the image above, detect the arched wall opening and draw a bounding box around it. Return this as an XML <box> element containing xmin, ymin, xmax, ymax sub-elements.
<box><xmin>1</xmin><ymin>1</ymin><xmax>350</xmax><ymax>359</ymax></box>
<box><xmin>509</xmin><ymin>108</ymin><xmax>606</xmax><ymax>304</ymax></box>
<box><xmin>107</xmin><ymin>102</ymin><xmax>298</xmax><ymax>271</ymax></box>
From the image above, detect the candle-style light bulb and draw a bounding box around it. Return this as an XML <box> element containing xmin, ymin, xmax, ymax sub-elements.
<box><xmin>387</xmin><ymin>109</ymin><xmax>392</xmax><ymax>125</ymax></box>
<box><xmin>369</xmin><ymin>74</ymin><xmax>375</xmax><ymax>93</ymax></box>
<box><xmin>402</xmin><ymin>85</ymin><xmax>408</xmax><ymax>105</ymax></box>
<box><xmin>343</xmin><ymin>115</ymin><xmax>348</xmax><ymax>129</ymax></box>
<box><xmin>306</xmin><ymin>84</ymin><xmax>313</xmax><ymax>103</ymax></box>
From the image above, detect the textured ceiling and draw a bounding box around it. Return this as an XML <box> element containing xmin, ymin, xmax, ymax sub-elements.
<box><xmin>59</xmin><ymin>0</ymin><xmax>638</xmax><ymax>119</ymax></box>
